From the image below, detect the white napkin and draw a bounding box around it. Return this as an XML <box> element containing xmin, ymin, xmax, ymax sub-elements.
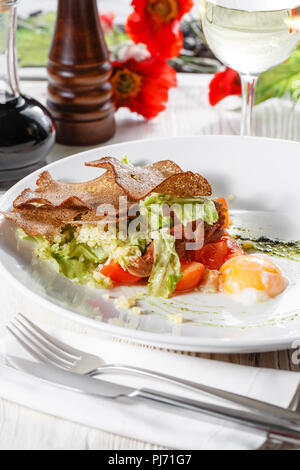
<box><xmin>0</xmin><ymin>326</ymin><xmax>299</xmax><ymax>451</ymax></box>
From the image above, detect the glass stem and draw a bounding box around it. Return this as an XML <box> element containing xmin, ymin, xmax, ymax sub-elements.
<box><xmin>239</xmin><ymin>74</ymin><xmax>258</xmax><ymax>137</ymax></box>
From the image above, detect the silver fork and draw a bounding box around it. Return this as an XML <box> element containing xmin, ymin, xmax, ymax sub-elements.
<box><xmin>7</xmin><ymin>313</ymin><xmax>300</xmax><ymax>424</ymax></box>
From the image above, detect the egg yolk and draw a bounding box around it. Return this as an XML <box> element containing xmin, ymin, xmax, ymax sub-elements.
<box><xmin>220</xmin><ymin>255</ymin><xmax>286</xmax><ymax>299</ymax></box>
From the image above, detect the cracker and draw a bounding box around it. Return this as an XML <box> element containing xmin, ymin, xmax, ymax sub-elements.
<box><xmin>13</xmin><ymin>170</ymin><xmax>132</xmax><ymax>210</ymax></box>
<box><xmin>7</xmin><ymin>157</ymin><xmax>212</xmax><ymax>239</ymax></box>
<box><xmin>86</xmin><ymin>157</ymin><xmax>212</xmax><ymax>199</ymax></box>
<box><xmin>1</xmin><ymin>206</ymin><xmax>84</xmax><ymax>240</ymax></box>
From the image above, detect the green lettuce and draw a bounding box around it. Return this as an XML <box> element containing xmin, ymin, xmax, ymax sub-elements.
<box><xmin>75</xmin><ymin>225</ymin><xmax>150</xmax><ymax>271</ymax></box>
<box><xmin>140</xmin><ymin>193</ymin><xmax>218</xmax><ymax>231</ymax></box>
<box><xmin>18</xmin><ymin>229</ymin><xmax>109</xmax><ymax>285</ymax></box>
<box><xmin>46</xmin><ymin>240</ymin><xmax>107</xmax><ymax>282</ymax></box>
<box><xmin>148</xmin><ymin>231</ymin><xmax>182</xmax><ymax>299</ymax></box>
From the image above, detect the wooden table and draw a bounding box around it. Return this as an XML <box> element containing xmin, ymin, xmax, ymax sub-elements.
<box><xmin>0</xmin><ymin>75</ymin><xmax>299</xmax><ymax>450</ymax></box>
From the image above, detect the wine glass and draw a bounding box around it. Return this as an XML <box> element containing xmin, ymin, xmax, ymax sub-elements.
<box><xmin>200</xmin><ymin>0</ymin><xmax>300</xmax><ymax>136</ymax></box>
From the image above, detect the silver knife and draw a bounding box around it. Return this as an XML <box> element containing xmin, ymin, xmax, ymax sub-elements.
<box><xmin>4</xmin><ymin>355</ymin><xmax>300</xmax><ymax>446</ymax></box>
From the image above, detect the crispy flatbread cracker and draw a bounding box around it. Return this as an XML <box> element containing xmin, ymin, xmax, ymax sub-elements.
<box><xmin>1</xmin><ymin>205</ymin><xmax>130</xmax><ymax>239</ymax></box>
<box><xmin>86</xmin><ymin>157</ymin><xmax>212</xmax><ymax>199</ymax></box>
<box><xmin>7</xmin><ymin>158</ymin><xmax>212</xmax><ymax>239</ymax></box>
<box><xmin>1</xmin><ymin>207</ymin><xmax>85</xmax><ymax>240</ymax></box>
<box><xmin>13</xmin><ymin>170</ymin><xmax>132</xmax><ymax>210</ymax></box>
<box><xmin>13</xmin><ymin>158</ymin><xmax>211</xmax><ymax>211</ymax></box>
<box><xmin>155</xmin><ymin>171</ymin><xmax>212</xmax><ymax>197</ymax></box>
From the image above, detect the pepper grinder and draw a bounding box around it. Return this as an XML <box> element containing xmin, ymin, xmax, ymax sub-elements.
<box><xmin>47</xmin><ymin>0</ymin><xmax>116</xmax><ymax>146</ymax></box>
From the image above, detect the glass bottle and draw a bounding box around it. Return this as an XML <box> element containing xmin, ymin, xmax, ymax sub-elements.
<box><xmin>0</xmin><ymin>0</ymin><xmax>56</xmax><ymax>183</ymax></box>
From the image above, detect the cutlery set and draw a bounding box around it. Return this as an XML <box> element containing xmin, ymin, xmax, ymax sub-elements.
<box><xmin>5</xmin><ymin>314</ymin><xmax>300</xmax><ymax>446</ymax></box>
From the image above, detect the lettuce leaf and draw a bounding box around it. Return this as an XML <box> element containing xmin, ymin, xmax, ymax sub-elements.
<box><xmin>23</xmin><ymin>232</ymin><xmax>108</xmax><ymax>285</ymax></box>
<box><xmin>140</xmin><ymin>193</ymin><xmax>218</xmax><ymax>231</ymax></box>
<box><xmin>47</xmin><ymin>241</ymin><xmax>107</xmax><ymax>282</ymax></box>
<box><xmin>255</xmin><ymin>44</ymin><xmax>300</xmax><ymax>105</ymax></box>
<box><xmin>148</xmin><ymin>231</ymin><xmax>182</xmax><ymax>298</ymax></box>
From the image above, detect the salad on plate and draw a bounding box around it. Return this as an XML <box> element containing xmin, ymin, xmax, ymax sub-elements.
<box><xmin>1</xmin><ymin>157</ymin><xmax>287</xmax><ymax>304</ymax></box>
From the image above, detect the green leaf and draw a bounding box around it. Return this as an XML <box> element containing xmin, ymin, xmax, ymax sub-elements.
<box><xmin>140</xmin><ymin>193</ymin><xmax>218</xmax><ymax>231</ymax></box>
<box><xmin>17</xmin><ymin>12</ymin><xmax>56</xmax><ymax>67</ymax></box>
<box><xmin>148</xmin><ymin>231</ymin><xmax>181</xmax><ymax>299</ymax></box>
<box><xmin>255</xmin><ymin>45</ymin><xmax>300</xmax><ymax>105</ymax></box>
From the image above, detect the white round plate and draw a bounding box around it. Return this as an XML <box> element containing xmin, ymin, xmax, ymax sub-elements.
<box><xmin>0</xmin><ymin>135</ymin><xmax>300</xmax><ymax>353</ymax></box>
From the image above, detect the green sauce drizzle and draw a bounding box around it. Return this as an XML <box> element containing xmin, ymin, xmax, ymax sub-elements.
<box><xmin>234</xmin><ymin>235</ymin><xmax>300</xmax><ymax>261</ymax></box>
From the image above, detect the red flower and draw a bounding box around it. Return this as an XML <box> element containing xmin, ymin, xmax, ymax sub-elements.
<box><xmin>209</xmin><ymin>68</ymin><xmax>242</xmax><ymax>106</ymax></box>
<box><xmin>100</xmin><ymin>12</ymin><xmax>115</xmax><ymax>34</ymax></box>
<box><xmin>126</xmin><ymin>0</ymin><xmax>193</xmax><ymax>59</ymax></box>
<box><xmin>111</xmin><ymin>56</ymin><xmax>177</xmax><ymax>119</ymax></box>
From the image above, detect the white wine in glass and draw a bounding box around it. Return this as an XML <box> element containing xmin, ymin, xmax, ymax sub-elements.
<box><xmin>200</xmin><ymin>0</ymin><xmax>300</xmax><ymax>135</ymax></box>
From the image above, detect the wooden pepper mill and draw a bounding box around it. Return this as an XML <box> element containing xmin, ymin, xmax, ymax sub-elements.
<box><xmin>47</xmin><ymin>0</ymin><xmax>116</xmax><ymax>146</ymax></box>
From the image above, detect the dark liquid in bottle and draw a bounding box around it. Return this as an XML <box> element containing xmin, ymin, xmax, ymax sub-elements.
<box><xmin>0</xmin><ymin>94</ymin><xmax>55</xmax><ymax>183</ymax></box>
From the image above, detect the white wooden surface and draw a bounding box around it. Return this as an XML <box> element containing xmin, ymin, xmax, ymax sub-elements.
<box><xmin>0</xmin><ymin>75</ymin><xmax>299</xmax><ymax>450</ymax></box>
